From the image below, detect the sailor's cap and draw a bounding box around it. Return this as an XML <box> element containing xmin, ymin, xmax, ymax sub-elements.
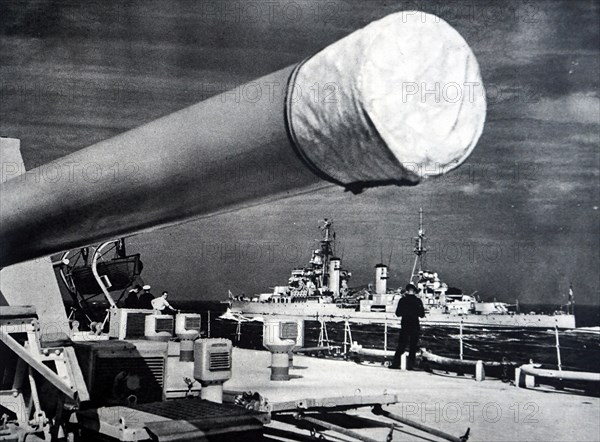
<box><xmin>142</xmin><ymin>285</ymin><xmax>151</xmax><ymax>290</ymax></box>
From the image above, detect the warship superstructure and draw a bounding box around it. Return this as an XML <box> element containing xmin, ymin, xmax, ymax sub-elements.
<box><xmin>231</xmin><ymin>214</ymin><xmax>576</xmax><ymax>329</ymax></box>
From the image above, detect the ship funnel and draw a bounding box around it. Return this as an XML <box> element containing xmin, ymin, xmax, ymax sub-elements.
<box><xmin>328</xmin><ymin>258</ymin><xmax>341</xmax><ymax>297</ymax></box>
<box><xmin>376</xmin><ymin>264</ymin><xmax>388</xmax><ymax>295</ymax></box>
<box><xmin>0</xmin><ymin>11</ymin><xmax>485</xmax><ymax>267</ymax></box>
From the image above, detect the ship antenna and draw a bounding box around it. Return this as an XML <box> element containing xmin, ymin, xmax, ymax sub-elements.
<box><xmin>410</xmin><ymin>207</ymin><xmax>427</xmax><ymax>284</ymax></box>
<box><xmin>332</xmin><ymin>231</ymin><xmax>336</xmax><ymax>258</ymax></box>
<box><xmin>320</xmin><ymin>219</ymin><xmax>333</xmax><ymax>288</ymax></box>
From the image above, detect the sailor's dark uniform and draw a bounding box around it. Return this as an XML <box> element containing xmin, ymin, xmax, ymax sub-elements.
<box><xmin>123</xmin><ymin>291</ymin><xmax>139</xmax><ymax>308</ymax></box>
<box><xmin>391</xmin><ymin>294</ymin><xmax>425</xmax><ymax>369</ymax></box>
<box><xmin>138</xmin><ymin>291</ymin><xmax>155</xmax><ymax>309</ymax></box>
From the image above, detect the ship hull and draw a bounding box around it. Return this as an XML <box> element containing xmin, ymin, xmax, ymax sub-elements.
<box><xmin>230</xmin><ymin>301</ymin><xmax>576</xmax><ymax>329</ymax></box>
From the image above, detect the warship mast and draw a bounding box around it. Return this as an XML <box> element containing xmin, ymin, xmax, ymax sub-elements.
<box><xmin>410</xmin><ymin>208</ymin><xmax>427</xmax><ymax>285</ymax></box>
<box><xmin>319</xmin><ymin>219</ymin><xmax>334</xmax><ymax>289</ymax></box>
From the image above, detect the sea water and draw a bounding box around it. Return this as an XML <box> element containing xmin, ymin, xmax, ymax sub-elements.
<box><xmin>184</xmin><ymin>301</ymin><xmax>600</xmax><ymax>374</ymax></box>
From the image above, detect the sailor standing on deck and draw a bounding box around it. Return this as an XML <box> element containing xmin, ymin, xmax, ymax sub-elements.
<box><xmin>138</xmin><ymin>285</ymin><xmax>155</xmax><ymax>309</ymax></box>
<box><xmin>123</xmin><ymin>285</ymin><xmax>141</xmax><ymax>308</ymax></box>
<box><xmin>390</xmin><ymin>283</ymin><xmax>425</xmax><ymax>370</ymax></box>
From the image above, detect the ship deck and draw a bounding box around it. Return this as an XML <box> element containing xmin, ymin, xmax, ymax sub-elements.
<box><xmin>224</xmin><ymin>348</ymin><xmax>599</xmax><ymax>441</ymax></box>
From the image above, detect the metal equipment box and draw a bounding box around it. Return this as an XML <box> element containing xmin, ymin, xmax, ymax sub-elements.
<box><xmin>73</xmin><ymin>340</ymin><xmax>168</xmax><ymax>406</ymax></box>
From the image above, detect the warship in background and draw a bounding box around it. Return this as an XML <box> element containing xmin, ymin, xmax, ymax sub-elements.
<box><xmin>230</xmin><ymin>212</ymin><xmax>576</xmax><ymax>329</ymax></box>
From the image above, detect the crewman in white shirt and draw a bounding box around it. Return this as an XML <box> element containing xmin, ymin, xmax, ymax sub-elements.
<box><xmin>151</xmin><ymin>291</ymin><xmax>177</xmax><ymax>315</ymax></box>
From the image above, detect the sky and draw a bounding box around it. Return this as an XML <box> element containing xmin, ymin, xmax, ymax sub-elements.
<box><xmin>1</xmin><ymin>0</ymin><xmax>598</xmax><ymax>305</ymax></box>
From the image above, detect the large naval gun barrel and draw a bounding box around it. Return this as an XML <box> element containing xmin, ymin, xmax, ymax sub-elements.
<box><xmin>0</xmin><ymin>12</ymin><xmax>486</xmax><ymax>268</ymax></box>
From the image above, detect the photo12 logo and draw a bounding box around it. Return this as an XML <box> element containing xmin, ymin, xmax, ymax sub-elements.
<box><xmin>397</xmin><ymin>401</ymin><xmax>540</xmax><ymax>424</ymax></box>
<box><xmin>198</xmin><ymin>1</ymin><xmax>351</xmax><ymax>27</ymax></box>
<box><xmin>398</xmin><ymin>239</ymin><xmax>539</xmax><ymax>265</ymax></box>
<box><xmin>1</xmin><ymin>161</ymin><xmax>141</xmax><ymax>185</ymax></box>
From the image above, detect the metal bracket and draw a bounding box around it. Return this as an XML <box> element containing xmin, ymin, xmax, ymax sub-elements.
<box><xmin>386</xmin><ymin>423</ymin><xmax>395</xmax><ymax>442</ymax></box>
<box><xmin>0</xmin><ymin>323</ymin><xmax>89</xmax><ymax>402</ymax></box>
<box><xmin>272</xmin><ymin>393</ymin><xmax>400</xmax><ymax>413</ymax></box>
